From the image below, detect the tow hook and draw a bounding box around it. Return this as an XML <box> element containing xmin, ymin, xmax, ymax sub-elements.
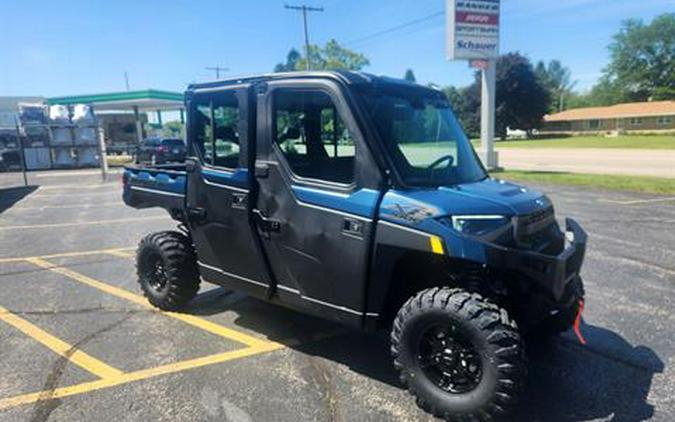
<box><xmin>573</xmin><ymin>299</ymin><xmax>586</xmax><ymax>345</ymax></box>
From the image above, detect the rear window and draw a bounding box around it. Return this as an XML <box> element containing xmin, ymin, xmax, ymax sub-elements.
<box><xmin>161</xmin><ymin>139</ymin><xmax>184</xmax><ymax>146</ymax></box>
<box><xmin>143</xmin><ymin>138</ymin><xmax>160</xmax><ymax>146</ymax></box>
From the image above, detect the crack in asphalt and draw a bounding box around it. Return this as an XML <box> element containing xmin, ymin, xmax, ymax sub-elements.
<box><xmin>587</xmin><ymin>249</ymin><xmax>675</xmax><ymax>277</ymax></box>
<box><xmin>29</xmin><ymin>313</ymin><xmax>136</xmax><ymax>422</ymax></box>
<box><xmin>615</xmin><ymin>254</ymin><xmax>675</xmax><ymax>275</ymax></box>
<box><xmin>307</xmin><ymin>357</ymin><xmax>342</xmax><ymax>422</ymax></box>
<box><xmin>1</xmin><ymin>306</ymin><xmax>143</xmax><ymax>316</ymax></box>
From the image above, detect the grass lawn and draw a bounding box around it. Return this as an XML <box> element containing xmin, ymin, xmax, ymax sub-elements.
<box><xmin>472</xmin><ymin>135</ymin><xmax>675</xmax><ymax>149</ymax></box>
<box><xmin>493</xmin><ymin>169</ymin><xmax>675</xmax><ymax>195</ymax></box>
<box><xmin>106</xmin><ymin>155</ymin><xmax>133</xmax><ymax>167</ymax></box>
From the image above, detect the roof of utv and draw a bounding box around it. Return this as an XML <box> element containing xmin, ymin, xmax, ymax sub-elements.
<box><xmin>186</xmin><ymin>70</ymin><xmax>431</xmax><ymax>93</ymax></box>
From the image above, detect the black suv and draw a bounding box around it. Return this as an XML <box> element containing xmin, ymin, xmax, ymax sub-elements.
<box><xmin>136</xmin><ymin>137</ymin><xmax>186</xmax><ymax>164</ymax></box>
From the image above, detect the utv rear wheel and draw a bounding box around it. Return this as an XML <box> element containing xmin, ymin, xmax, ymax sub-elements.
<box><xmin>391</xmin><ymin>287</ymin><xmax>525</xmax><ymax>421</ymax></box>
<box><xmin>137</xmin><ymin>231</ymin><xmax>200</xmax><ymax>311</ymax></box>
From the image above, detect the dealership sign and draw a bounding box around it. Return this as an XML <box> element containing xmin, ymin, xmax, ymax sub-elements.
<box><xmin>447</xmin><ymin>0</ymin><xmax>500</xmax><ymax>60</ymax></box>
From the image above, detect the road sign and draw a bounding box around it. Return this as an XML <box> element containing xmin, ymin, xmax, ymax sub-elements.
<box><xmin>446</xmin><ymin>0</ymin><xmax>500</xmax><ymax>60</ymax></box>
<box><xmin>447</xmin><ymin>0</ymin><xmax>501</xmax><ymax>169</ymax></box>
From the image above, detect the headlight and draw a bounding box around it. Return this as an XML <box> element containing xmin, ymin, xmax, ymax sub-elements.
<box><xmin>443</xmin><ymin>215</ymin><xmax>511</xmax><ymax>236</ymax></box>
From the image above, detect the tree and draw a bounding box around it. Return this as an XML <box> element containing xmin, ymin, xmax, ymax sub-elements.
<box><xmin>274</xmin><ymin>40</ymin><xmax>369</xmax><ymax>72</ymax></box>
<box><xmin>404</xmin><ymin>69</ymin><xmax>417</xmax><ymax>82</ymax></box>
<box><xmin>603</xmin><ymin>13</ymin><xmax>675</xmax><ymax>101</ymax></box>
<box><xmin>274</xmin><ymin>48</ymin><xmax>302</xmax><ymax>72</ymax></box>
<box><xmin>162</xmin><ymin>121</ymin><xmax>184</xmax><ymax>138</ymax></box>
<box><xmin>564</xmin><ymin>91</ymin><xmax>595</xmax><ymax>110</ymax></box>
<box><xmin>444</xmin><ymin>85</ymin><xmax>480</xmax><ymax>138</ymax></box>
<box><xmin>535</xmin><ymin>60</ymin><xmax>577</xmax><ymax>112</ymax></box>
<box><xmin>443</xmin><ymin>53</ymin><xmax>548</xmax><ymax>139</ymax></box>
<box><xmin>494</xmin><ymin>53</ymin><xmax>550</xmax><ymax>138</ymax></box>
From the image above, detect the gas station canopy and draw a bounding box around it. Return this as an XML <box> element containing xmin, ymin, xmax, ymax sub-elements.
<box><xmin>47</xmin><ymin>89</ymin><xmax>184</xmax><ymax>111</ymax></box>
<box><xmin>47</xmin><ymin>89</ymin><xmax>185</xmax><ymax>145</ymax></box>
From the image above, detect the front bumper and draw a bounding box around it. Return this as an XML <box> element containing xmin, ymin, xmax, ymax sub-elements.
<box><xmin>484</xmin><ymin>218</ymin><xmax>587</xmax><ymax>302</ymax></box>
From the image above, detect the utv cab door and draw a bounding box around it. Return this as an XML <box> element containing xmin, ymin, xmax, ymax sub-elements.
<box><xmin>185</xmin><ymin>86</ymin><xmax>270</xmax><ymax>295</ymax></box>
<box><xmin>254</xmin><ymin>79</ymin><xmax>383</xmax><ymax>326</ymax></box>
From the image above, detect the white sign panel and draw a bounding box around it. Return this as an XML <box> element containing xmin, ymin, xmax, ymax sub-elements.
<box><xmin>447</xmin><ymin>0</ymin><xmax>500</xmax><ymax>60</ymax></box>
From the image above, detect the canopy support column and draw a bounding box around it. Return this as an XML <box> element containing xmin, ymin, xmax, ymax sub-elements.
<box><xmin>133</xmin><ymin>106</ymin><xmax>143</xmax><ymax>144</ymax></box>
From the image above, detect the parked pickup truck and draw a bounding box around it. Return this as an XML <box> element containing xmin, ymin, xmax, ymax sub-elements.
<box><xmin>123</xmin><ymin>71</ymin><xmax>587</xmax><ymax>421</ymax></box>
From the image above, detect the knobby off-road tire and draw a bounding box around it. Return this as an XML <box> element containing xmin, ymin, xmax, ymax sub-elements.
<box><xmin>137</xmin><ymin>231</ymin><xmax>200</xmax><ymax>311</ymax></box>
<box><xmin>391</xmin><ymin>287</ymin><xmax>526</xmax><ymax>421</ymax></box>
<box><xmin>537</xmin><ymin>276</ymin><xmax>585</xmax><ymax>337</ymax></box>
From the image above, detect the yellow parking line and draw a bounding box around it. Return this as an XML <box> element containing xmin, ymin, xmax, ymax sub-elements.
<box><xmin>38</xmin><ymin>184</ymin><xmax>114</xmax><ymax>190</ymax></box>
<box><xmin>0</xmin><ymin>344</ymin><xmax>280</xmax><ymax>411</ymax></box>
<box><xmin>26</xmin><ymin>258</ymin><xmax>277</xmax><ymax>349</ymax></box>
<box><xmin>0</xmin><ymin>247</ymin><xmax>135</xmax><ymax>264</ymax></box>
<box><xmin>32</xmin><ymin>191</ymin><xmax>119</xmax><ymax>197</ymax></box>
<box><xmin>0</xmin><ymin>252</ymin><xmax>288</xmax><ymax>410</ymax></box>
<box><xmin>0</xmin><ymin>306</ymin><xmax>123</xmax><ymax>379</ymax></box>
<box><xmin>105</xmin><ymin>250</ymin><xmax>134</xmax><ymax>258</ymax></box>
<box><xmin>12</xmin><ymin>201</ymin><xmax>122</xmax><ymax>211</ymax></box>
<box><xmin>0</xmin><ymin>216</ymin><xmax>166</xmax><ymax>231</ymax></box>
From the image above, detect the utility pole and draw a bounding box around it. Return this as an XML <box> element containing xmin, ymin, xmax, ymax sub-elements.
<box><xmin>124</xmin><ymin>71</ymin><xmax>130</xmax><ymax>91</ymax></box>
<box><xmin>205</xmin><ymin>66</ymin><xmax>229</xmax><ymax>79</ymax></box>
<box><xmin>284</xmin><ymin>4</ymin><xmax>324</xmax><ymax>70</ymax></box>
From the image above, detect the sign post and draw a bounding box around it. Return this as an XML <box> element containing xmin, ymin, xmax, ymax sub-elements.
<box><xmin>447</xmin><ymin>0</ymin><xmax>500</xmax><ymax>169</ymax></box>
<box><xmin>480</xmin><ymin>61</ymin><xmax>497</xmax><ymax>168</ymax></box>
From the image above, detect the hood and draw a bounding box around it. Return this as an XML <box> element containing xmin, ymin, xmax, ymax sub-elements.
<box><xmin>381</xmin><ymin>178</ymin><xmax>550</xmax><ymax>222</ymax></box>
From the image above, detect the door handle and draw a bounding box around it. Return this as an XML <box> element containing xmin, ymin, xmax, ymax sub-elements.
<box><xmin>252</xmin><ymin>209</ymin><xmax>281</xmax><ymax>233</ymax></box>
<box><xmin>231</xmin><ymin>192</ymin><xmax>247</xmax><ymax>209</ymax></box>
<box><xmin>255</xmin><ymin>163</ymin><xmax>269</xmax><ymax>178</ymax></box>
<box><xmin>186</xmin><ymin>206</ymin><xmax>206</xmax><ymax>221</ymax></box>
<box><xmin>342</xmin><ymin>218</ymin><xmax>364</xmax><ymax>237</ymax></box>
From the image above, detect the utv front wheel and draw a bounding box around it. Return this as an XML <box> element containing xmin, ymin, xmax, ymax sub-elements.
<box><xmin>391</xmin><ymin>287</ymin><xmax>525</xmax><ymax>421</ymax></box>
<box><xmin>137</xmin><ymin>231</ymin><xmax>200</xmax><ymax>311</ymax></box>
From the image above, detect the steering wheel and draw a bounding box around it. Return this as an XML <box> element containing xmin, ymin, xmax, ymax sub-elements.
<box><xmin>426</xmin><ymin>155</ymin><xmax>454</xmax><ymax>170</ymax></box>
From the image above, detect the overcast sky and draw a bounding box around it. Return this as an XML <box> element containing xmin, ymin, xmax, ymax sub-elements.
<box><xmin>1</xmin><ymin>0</ymin><xmax>672</xmax><ymax>97</ymax></box>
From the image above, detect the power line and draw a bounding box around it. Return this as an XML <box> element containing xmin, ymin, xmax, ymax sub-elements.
<box><xmin>285</xmin><ymin>4</ymin><xmax>324</xmax><ymax>70</ymax></box>
<box><xmin>205</xmin><ymin>66</ymin><xmax>230</xmax><ymax>79</ymax></box>
<box><xmin>345</xmin><ymin>10</ymin><xmax>444</xmax><ymax>47</ymax></box>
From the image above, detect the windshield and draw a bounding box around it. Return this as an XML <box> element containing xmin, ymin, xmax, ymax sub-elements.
<box><xmin>360</xmin><ymin>86</ymin><xmax>486</xmax><ymax>187</ymax></box>
<box><xmin>161</xmin><ymin>139</ymin><xmax>185</xmax><ymax>146</ymax></box>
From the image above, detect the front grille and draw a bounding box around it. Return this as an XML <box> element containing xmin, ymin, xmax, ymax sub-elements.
<box><xmin>518</xmin><ymin>207</ymin><xmax>554</xmax><ymax>231</ymax></box>
<box><xmin>518</xmin><ymin>207</ymin><xmax>554</xmax><ymax>233</ymax></box>
<box><xmin>514</xmin><ymin>207</ymin><xmax>561</xmax><ymax>253</ymax></box>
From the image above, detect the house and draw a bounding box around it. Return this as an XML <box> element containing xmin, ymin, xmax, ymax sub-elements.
<box><xmin>541</xmin><ymin>100</ymin><xmax>675</xmax><ymax>134</ymax></box>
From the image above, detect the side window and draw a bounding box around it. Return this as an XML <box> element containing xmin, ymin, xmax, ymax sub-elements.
<box><xmin>274</xmin><ymin>90</ymin><xmax>355</xmax><ymax>184</ymax></box>
<box><xmin>192</xmin><ymin>91</ymin><xmax>240</xmax><ymax>169</ymax></box>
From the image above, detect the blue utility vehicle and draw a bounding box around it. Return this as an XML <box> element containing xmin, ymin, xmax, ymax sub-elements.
<box><xmin>123</xmin><ymin>71</ymin><xmax>587</xmax><ymax>421</ymax></box>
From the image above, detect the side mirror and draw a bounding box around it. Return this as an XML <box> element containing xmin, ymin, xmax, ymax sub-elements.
<box><xmin>281</xmin><ymin>127</ymin><xmax>300</xmax><ymax>141</ymax></box>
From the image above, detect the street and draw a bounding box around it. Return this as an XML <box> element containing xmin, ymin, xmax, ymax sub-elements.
<box><xmin>497</xmin><ymin>148</ymin><xmax>675</xmax><ymax>178</ymax></box>
<box><xmin>0</xmin><ymin>170</ymin><xmax>674</xmax><ymax>421</ymax></box>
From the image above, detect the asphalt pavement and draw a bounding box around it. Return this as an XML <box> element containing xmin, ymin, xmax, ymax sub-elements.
<box><xmin>0</xmin><ymin>169</ymin><xmax>674</xmax><ymax>421</ymax></box>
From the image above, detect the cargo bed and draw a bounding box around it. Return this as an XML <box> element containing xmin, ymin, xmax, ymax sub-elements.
<box><xmin>122</xmin><ymin>164</ymin><xmax>187</xmax><ymax>220</ymax></box>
